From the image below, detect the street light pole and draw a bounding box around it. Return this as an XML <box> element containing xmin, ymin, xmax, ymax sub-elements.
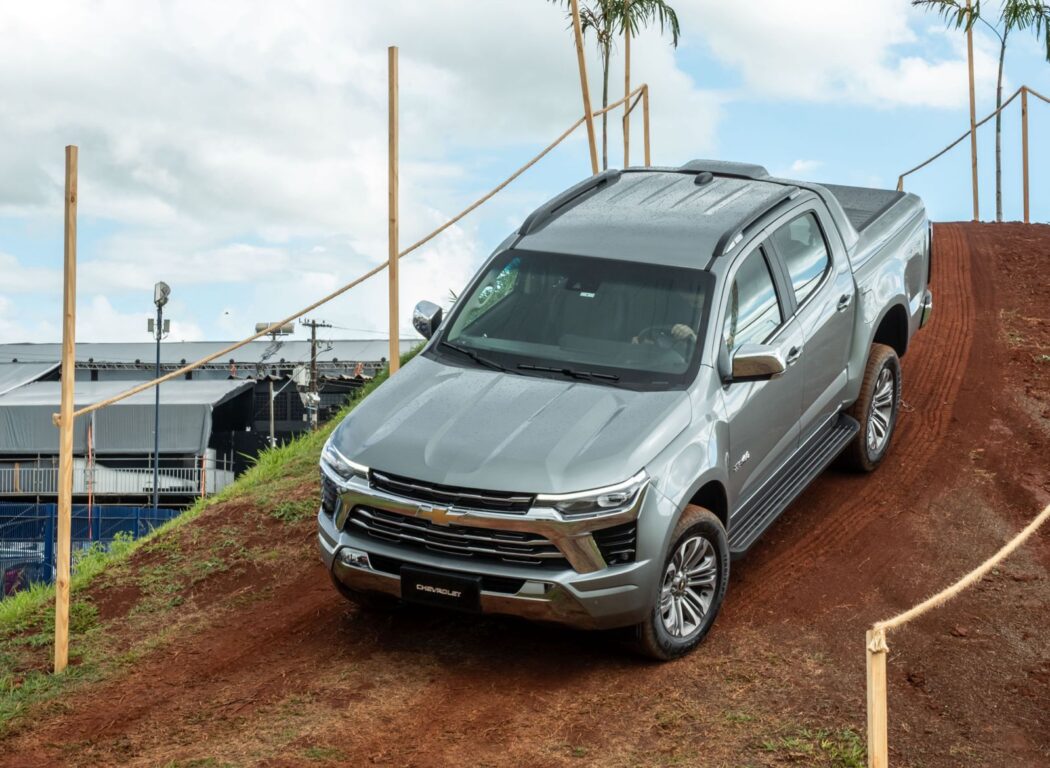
<box><xmin>151</xmin><ymin>282</ymin><xmax>170</xmax><ymax>512</ymax></box>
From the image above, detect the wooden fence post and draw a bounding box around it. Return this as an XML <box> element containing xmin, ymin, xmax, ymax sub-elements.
<box><xmin>53</xmin><ymin>145</ymin><xmax>78</xmax><ymax>674</ymax></box>
<box><xmin>866</xmin><ymin>628</ymin><xmax>889</xmax><ymax>768</ymax></box>
<box><xmin>1021</xmin><ymin>86</ymin><xmax>1029</xmax><ymax>224</ymax></box>
<box><xmin>623</xmin><ymin>0</ymin><xmax>631</xmax><ymax>169</ymax></box>
<box><xmin>642</xmin><ymin>85</ymin><xmax>651</xmax><ymax>167</ymax></box>
<box><xmin>966</xmin><ymin>0</ymin><xmax>979</xmax><ymax>221</ymax></box>
<box><xmin>570</xmin><ymin>0</ymin><xmax>599</xmax><ymax>175</ymax></box>
<box><xmin>388</xmin><ymin>46</ymin><xmax>400</xmax><ymax>375</ymax></box>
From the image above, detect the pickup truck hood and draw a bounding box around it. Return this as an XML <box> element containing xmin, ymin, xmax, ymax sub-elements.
<box><xmin>330</xmin><ymin>354</ymin><xmax>692</xmax><ymax>494</ymax></box>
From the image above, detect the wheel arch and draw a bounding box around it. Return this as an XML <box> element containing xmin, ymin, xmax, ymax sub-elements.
<box><xmin>871</xmin><ymin>301</ymin><xmax>910</xmax><ymax>358</ymax></box>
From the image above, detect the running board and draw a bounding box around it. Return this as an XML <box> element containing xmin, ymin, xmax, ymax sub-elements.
<box><xmin>728</xmin><ymin>414</ymin><xmax>860</xmax><ymax>555</ymax></box>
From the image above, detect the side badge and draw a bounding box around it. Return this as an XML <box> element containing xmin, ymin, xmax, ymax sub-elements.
<box><xmin>732</xmin><ymin>450</ymin><xmax>751</xmax><ymax>473</ymax></box>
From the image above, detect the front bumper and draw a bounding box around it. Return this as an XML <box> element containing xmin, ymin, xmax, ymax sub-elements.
<box><xmin>317</xmin><ymin>467</ymin><xmax>671</xmax><ymax>630</ymax></box>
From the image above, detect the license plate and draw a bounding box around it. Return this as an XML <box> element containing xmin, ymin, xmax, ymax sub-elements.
<box><xmin>400</xmin><ymin>565</ymin><xmax>482</xmax><ymax>612</ymax></box>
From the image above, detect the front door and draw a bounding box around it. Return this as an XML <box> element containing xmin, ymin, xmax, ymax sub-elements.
<box><xmin>718</xmin><ymin>245</ymin><xmax>804</xmax><ymax>513</ymax></box>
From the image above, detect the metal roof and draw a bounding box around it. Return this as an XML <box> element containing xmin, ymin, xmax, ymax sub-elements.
<box><xmin>515</xmin><ymin>169</ymin><xmax>793</xmax><ymax>268</ymax></box>
<box><xmin>0</xmin><ymin>339</ymin><xmax>418</xmax><ymax>367</ymax></box>
<box><xmin>0</xmin><ymin>363</ymin><xmax>59</xmax><ymax>397</ymax></box>
<box><xmin>0</xmin><ymin>379</ymin><xmax>254</xmax><ymax>456</ymax></box>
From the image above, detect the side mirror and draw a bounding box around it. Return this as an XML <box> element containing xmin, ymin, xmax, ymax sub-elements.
<box><xmin>412</xmin><ymin>300</ymin><xmax>443</xmax><ymax>339</ymax></box>
<box><xmin>730</xmin><ymin>343</ymin><xmax>786</xmax><ymax>382</ymax></box>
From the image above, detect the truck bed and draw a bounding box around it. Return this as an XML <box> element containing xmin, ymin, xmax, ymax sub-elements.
<box><xmin>821</xmin><ymin>184</ymin><xmax>905</xmax><ymax>233</ymax></box>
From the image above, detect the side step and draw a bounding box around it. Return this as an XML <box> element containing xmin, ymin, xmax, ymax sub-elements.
<box><xmin>728</xmin><ymin>414</ymin><xmax>860</xmax><ymax>555</ymax></box>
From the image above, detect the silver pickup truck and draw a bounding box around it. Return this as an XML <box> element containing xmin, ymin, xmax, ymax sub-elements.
<box><xmin>318</xmin><ymin>160</ymin><xmax>933</xmax><ymax>659</ymax></box>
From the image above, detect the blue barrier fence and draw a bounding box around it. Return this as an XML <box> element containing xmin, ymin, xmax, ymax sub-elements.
<box><xmin>0</xmin><ymin>502</ymin><xmax>181</xmax><ymax>598</ymax></box>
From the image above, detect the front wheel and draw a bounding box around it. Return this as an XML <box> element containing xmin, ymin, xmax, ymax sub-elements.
<box><xmin>840</xmin><ymin>343</ymin><xmax>901</xmax><ymax>472</ymax></box>
<box><xmin>633</xmin><ymin>506</ymin><xmax>729</xmax><ymax>661</ymax></box>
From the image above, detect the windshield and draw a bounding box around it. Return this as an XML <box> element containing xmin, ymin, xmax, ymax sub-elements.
<box><xmin>433</xmin><ymin>249</ymin><xmax>713</xmax><ymax>388</ymax></box>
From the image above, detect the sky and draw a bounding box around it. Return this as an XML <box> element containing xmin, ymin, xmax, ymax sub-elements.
<box><xmin>1</xmin><ymin>0</ymin><xmax>1048</xmax><ymax>347</ymax></box>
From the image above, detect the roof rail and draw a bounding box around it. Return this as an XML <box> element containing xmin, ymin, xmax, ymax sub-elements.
<box><xmin>679</xmin><ymin>159</ymin><xmax>770</xmax><ymax>180</ymax></box>
<box><xmin>518</xmin><ymin>170</ymin><xmax>622</xmax><ymax>236</ymax></box>
<box><xmin>710</xmin><ymin>186</ymin><xmax>800</xmax><ymax>263</ymax></box>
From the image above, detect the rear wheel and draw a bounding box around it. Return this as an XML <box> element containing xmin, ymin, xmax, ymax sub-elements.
<box><xmin>633</xmin><ymin>506</ymin><xmax>729</xmax><ymax>661</ymax></box>
<box><xmin>840</xmin><ymin>343</ymin><xmax>901</xmax><ymax>472</ymax></box>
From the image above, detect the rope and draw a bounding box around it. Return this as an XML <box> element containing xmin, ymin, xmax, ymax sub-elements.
<box><xmin>1027</xmin><ymin>86</ymin><xmax>1050</xmax><ymax>104</ymax></box>
<box><xmin>872</xmin><ymin>503</ymin><xmax>1050</xmax><ymax>638</ymax></box>
<box><xmin>898</xmin><ymin>86</ymin><xmax>1024</xmax><ymax>185</ymax></box>
<box><xmin>66</xmin><ymin>86</ymin><xmax>649</xmax><ymax>422</ymax></box>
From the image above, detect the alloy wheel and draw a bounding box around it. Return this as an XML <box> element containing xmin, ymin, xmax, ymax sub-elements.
<box><xmin>867</xmin><ymin>367</ymin><xmax>895</xmax><ymax>454</ymax></box>
<box><xmin>659</xmin><ymin>535</ymin><xmax>718</xmax><ymax>638</ymax></box>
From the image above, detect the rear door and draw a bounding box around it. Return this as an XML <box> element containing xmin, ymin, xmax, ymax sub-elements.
<box><xmin>766</xmin><ymin>207</ymin><xmax>855</xmax><ymax>443</ymax></box>
<box><xmin>718</xmin><ymin>243</ymin><xmax>805</xmax><ymax>510</ymax></box>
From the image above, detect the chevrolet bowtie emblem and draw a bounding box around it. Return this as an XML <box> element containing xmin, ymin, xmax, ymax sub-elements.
<box><xmin>416</xmin><ymin>502</ymin><xmax>452</xmax><ymax>526</ymax></box>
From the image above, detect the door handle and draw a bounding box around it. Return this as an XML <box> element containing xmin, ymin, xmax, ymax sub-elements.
<box><xmin>837</xmin><ymin>293</ymin><xmax>853</xmax><ymax>312</ymax></box>
<box><xmin>786</xmin><ymin>346</ymin><xmax>802</xmax><ymax>365</ymax></box>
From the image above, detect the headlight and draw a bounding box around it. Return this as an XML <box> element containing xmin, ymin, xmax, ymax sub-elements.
<box><xmin>321</xmin><ymin>439</ymin><xmax>368</xmax><ymax>482</ymax></box>
<box><xmin>535</xmin><ymin>470</ymin><xmax>649</xmax><ymax>517</ymax></box>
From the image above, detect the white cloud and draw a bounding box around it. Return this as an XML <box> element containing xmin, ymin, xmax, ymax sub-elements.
<box><xmin>0</xmin><ymin>252</ymin><xmax>61</xmax><ymax>293</ymax></box>
<box><xmin>682</xmin><ymin>0</ymin><xmax>999</xmax><ymax>108</ymax></box>
<box><xmin>75</xmin><ymin>295</ymin><xmax>204</xmax><ymax>343</ymax></box>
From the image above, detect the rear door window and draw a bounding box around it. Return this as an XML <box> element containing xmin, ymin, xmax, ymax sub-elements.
<box><xmin>770</xmin><ymin>212</ymin><xmax>830</xmax><ymax>306</ymax></box>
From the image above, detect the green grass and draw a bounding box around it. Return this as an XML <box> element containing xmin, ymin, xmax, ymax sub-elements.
<box><xmin>760</xmin><ymin>727</ymin><xmax>865</xmax><ymax>768</ymax></box>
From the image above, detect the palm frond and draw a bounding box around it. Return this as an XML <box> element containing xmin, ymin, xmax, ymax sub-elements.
<box><xmin>911</xmin><ymin>0</ymin><xmax>978</xmax><ymax>30</ymax></box>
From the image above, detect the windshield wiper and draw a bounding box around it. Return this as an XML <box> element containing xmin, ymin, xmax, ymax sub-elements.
<box><xmin>440</xmin><ymin>341</ymin><xmax>510</xmax><ymax>373</ymax></box>
<box><xmin>517</xmin><ymin>363</ymin><xmax>620</xmax><ymax>382</ymax></box>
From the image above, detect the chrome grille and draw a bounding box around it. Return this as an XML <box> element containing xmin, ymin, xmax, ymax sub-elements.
<box><xmin>369</xmin><ymin>470</ymin><xmax>534</xmax><ymax>514</ymax></box>
<box><xmin>346</xmin><ymin>505</ymin><xmax>568</xmax><ymax>569</ymax></box>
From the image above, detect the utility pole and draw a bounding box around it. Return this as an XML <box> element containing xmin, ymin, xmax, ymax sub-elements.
<box><xmin>149</xmin><ymin>282</ymin><xmax>170</xmax><ymax>512</ymax></box>
<box><xmin>300</xmin><ymin>318</ymin><xmax>332</xmax><ymax>429</ymax></box>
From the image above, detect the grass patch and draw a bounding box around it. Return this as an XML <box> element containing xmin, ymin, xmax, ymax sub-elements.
<box><xmin>760</xmin><ymin>727</ymin><xmax>865</xmax><ymax>768</ymax></box>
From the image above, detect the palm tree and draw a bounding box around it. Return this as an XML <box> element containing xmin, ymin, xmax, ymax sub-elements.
<box><xmin>551</xmin><ymin>0</ymin><xmax>681</xmax><ymax>170</ymax></box>
<box><xmin>913</xmin><ymin>0</ymin><xmax>1050</xmax><ymax>221</ymax></box>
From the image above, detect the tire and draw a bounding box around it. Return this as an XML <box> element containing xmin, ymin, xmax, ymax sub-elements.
<box><xmin>840</xmin><ymin>343</ymin><xmax>902</xmax><ymax>472</ymax></box>
<box><xmin>328</xmin><ymin>573</ymin><xmax>401</xmax><ymax>612</ymax></box>
<box><xmin>633</xmin><ymin>506</ymin><xmax>730</xmax><ymax>661</ymax></box>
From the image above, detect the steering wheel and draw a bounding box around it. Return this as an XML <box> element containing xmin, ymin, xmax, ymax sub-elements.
<box><xmin>634</xmin><ymin>324</ymin><xmax>678</xmax><ymax>350</ymax></box>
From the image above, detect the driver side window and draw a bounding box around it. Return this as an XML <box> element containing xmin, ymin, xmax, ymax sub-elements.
<box><xmin>460</xmin><ymin>257</ymin><xmax>520</xmax><ymax>327</ymax></box>
<box><xmin>723</xmin><ymin>246</ymin><xmax>783</xmax><ymax>354</ymax></box>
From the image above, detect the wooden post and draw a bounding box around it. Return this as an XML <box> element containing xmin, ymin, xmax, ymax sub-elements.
<box><xmin>623</xmin><ymin>0</ymin><xmax>631</xmax><ymax>169</ymax></box>
<box><xmin>570</xmin><ymin>0</ymin><xmax>599</xmax><ymax>175</ymax></box>
<box><xmin>53</xmin><ymin>145</ymin><xmax>78</xmax><ymax>674</ymax></box>
<box><xmin>966</xmin><ymin>0</ymin><xmax>979</xmax><ymax>221</ymax></box>
<box><xmin>866</xmin><ymin>628</ymin><xmax>889</xmax><ymax>768</ymax></box>
<box><xmin>1021</xmin><ymin>86</ymin><xmax>1029</xmax><ymax>224</ymax></box>
<box><xmin>387</xmin><ymin>46</ymin><xmax>400</xmax><ymax>375</ymax></box>
<box><xmin>642</xmin><ymin>85</ymin><xmax>651</xmax><ymax>167</ymax></box>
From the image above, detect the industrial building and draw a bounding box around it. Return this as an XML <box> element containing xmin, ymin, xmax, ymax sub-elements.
<box><xmin>0</xmin><ymin>338</ymin><xmax>416</xmax><ymax>504</ymax></box>
<box><xmin>0</xmin><ymin>338</ymin><xmax>414</xmax><ymax>595</ymax></box>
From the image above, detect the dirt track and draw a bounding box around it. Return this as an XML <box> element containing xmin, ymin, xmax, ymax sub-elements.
<box><xmin>2</xmin><ymin>223</ymin><xmax>1049</xmax><ymax>767</ymax></box>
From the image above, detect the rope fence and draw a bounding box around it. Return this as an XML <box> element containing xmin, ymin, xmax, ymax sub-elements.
<box><xmin>865</xmin><ymin>502</ymin><xmax>1050</xmax><ymax>767</ymax></box>
<box><xmin>897</xmin><ymin>85</ymin><xmax>1048</xmax><ymax>223</ymax></box>
<box><xmin>65</xmin><ymin>85</ymin><xmax>650</xmax><ymax>422</ymax></box>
